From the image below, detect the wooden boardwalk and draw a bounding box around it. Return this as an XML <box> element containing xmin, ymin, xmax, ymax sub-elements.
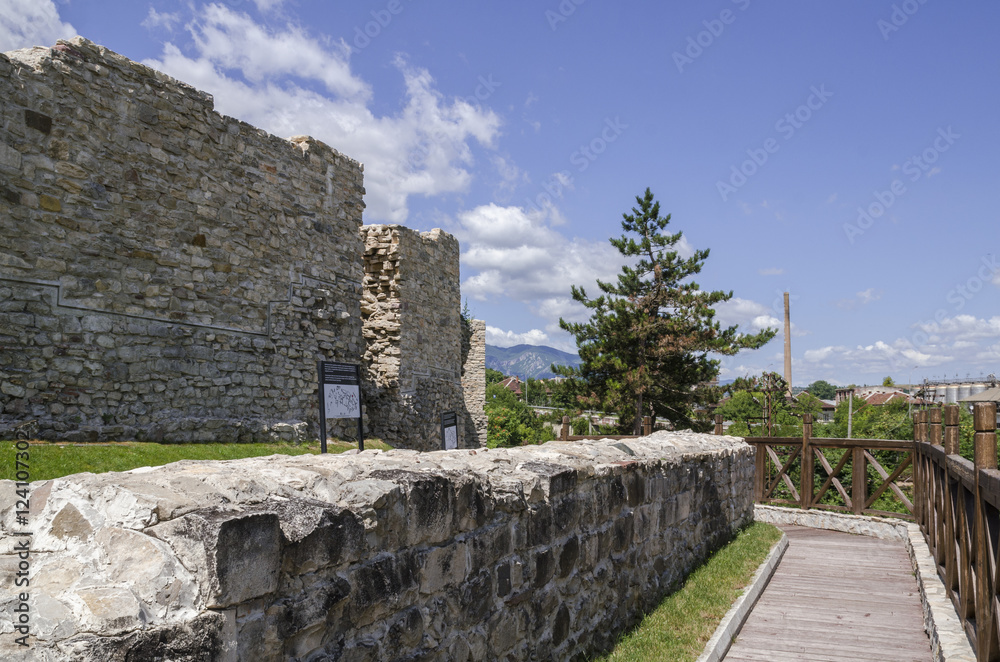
<box><xmin>725</xmin><ymin>525</ymin><xmax>932</xmax><ymax>661</ymax></box>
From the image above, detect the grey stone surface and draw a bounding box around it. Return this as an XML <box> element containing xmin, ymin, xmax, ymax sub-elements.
<box><xmin>905</xmin><ymin>524</ymin><xmax>976</xmax><ymax>662</ymax></box>
<box><xmin>0</xmin><ymin>431</ymin><xmax>753</xmax><ymax>660</ymax></box>
<box><xmin>361</xmin><ymin>225</ymin><xmax>482</xmax><ymax>450</ymax></box>
<box><xmin>754</xmin><ymin>503</ymin><xmax>908</xmax><ymax>540</ymax></box>
<box><xmin>0</xmin><ymin>37</ymin><xmax>485</xmax><ymax>448</ymax></box>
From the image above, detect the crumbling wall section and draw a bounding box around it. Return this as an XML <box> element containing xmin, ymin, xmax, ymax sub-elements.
<box><xmin>0</xmin><ymin>432</ymin><xmax>754</xmax><ymax>661</ymax></box>
<box><xmin>0</xmin><ymin>38</ymin><xmax>366</xmax><ymax>441</ymax></box>
<box><xmin>462</xmin><ymin>318</ymin><xmax>487</xmax><ymax>446</ymax></box>
<box><xmin>362</xmin><ymin>225</ymin><xmax>474</xmax><ymax>450</ymax></box>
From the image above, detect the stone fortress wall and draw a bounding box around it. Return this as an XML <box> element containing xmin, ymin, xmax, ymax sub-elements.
<box><xmin>0</xmin><ymin>432</ymin><xmax>754</xmax><ymax>661</ymax></box>
<box><xmin>0</xmin><ymin>37</ymin><xmax>484</xmax><ymax>446</ymax></box>
<box><xmin>361</xmin><ymin>225</ymin><xmax>471</xmax><ymax>451</ymax></box>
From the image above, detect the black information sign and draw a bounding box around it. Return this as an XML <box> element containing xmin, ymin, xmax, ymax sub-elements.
<box><xmin>317</xmin><ymin>361</ymin><xmax>363</xmax><ymax>453</ymax></box>
<box><xmin>441</xmin><ymin>411</ymin><xmax>458</xmax><ymax>450</ymax></box>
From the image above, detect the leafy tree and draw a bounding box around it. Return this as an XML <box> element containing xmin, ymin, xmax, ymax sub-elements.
<box><xmin>485</xmin><ymin>368</ymin><xmax>505</xmax><ymax>385</ymax></box>
<box><xmin>717</xmin><ymin>372</ymin><xmax>798</xmax><ymax>436</ymax></box>
<box><xmin>806</xmin><ymin>379</ymin><xmax>837</xmax><ymax>400</ymax></box>
<box><xmin>883</xmin><ymin>376</ymin><xmax>895</xmax><ymax>387</ymax></box>
<box><xmin>555</xmin><ymin>189</ymin><xmax>776</xmax><ymax>433</ymax></box>
<box><xmin>524</xmin><ymin>378</ymin><xmax>551</xmax><ymax>406</ymax></box>
<box><xmin>794</xmin><ymin>392</ymin><xmax>824</xmax><ymax>421</ymax></box>
<box><xmin>484</xmin><ymin>382</ymin><xmax>554</xmax><ymax>447</ymax></box>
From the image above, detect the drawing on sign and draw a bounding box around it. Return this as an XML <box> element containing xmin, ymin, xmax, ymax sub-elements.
<box><xmin>444</xmin><ymin>425</ymin><xmax>457</xmax><ymax>450</ymax></box>
<box><xmin>324</xmin><ymin>384</ymin><xmax>360</xmax><ymax>419</ymax></box>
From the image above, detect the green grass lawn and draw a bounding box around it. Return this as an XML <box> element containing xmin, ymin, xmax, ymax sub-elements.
<box><xmin>0</xmin><ymin>439</ymin><xmax>393</xmax><ymax>482</ymax></box>
<box><xmin>597</xmin><ymin>522</ymin><xmax>783</xmax><ymax>662</ymax></box>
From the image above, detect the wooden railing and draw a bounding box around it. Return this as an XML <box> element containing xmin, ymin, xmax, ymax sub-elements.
<box><xmin>715</xmin><ymin>413</ymin><xmax>916</xmax><ymax>519</ymax></box>
<box><xmin>711</xmin><ymin>402</ymin><xmax>1000</xmax><ymax>658</ymax></box>
<box><xmin>914</xmin><ymin>402</ymin><xmax>1000</xmax><ymax>661</ymax></box>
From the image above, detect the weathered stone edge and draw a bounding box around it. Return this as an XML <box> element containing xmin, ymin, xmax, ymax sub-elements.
<box><xmin>695</xmin><ymin>532</ymin><xmax>788</xmax><ymax>662</ymax></box>
<box><xmin>753</xmin><ymin>503</ymin><xmax>908</xmax><ymax>540</ymax></box>
<box><xmin>752</xmin><ymin>505</ymin><xmax>975</xmax><ymax>662</ymax></box>
<box><xmin>904</xmin><ymin>524</ymin><xmax>976</xmax><ymax>662</ymax></box>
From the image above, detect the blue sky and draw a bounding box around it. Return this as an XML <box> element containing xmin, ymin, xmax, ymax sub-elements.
<box><xmin>3</xmin><ymin>0</ymin><xmax>999</xmax><ymax>387</ymax></box>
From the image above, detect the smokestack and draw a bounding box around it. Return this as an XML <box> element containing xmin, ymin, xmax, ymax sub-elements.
<box><xmin>783</xmin><ymin>292</ymin><xmax>792</xmax><ymax>397</ymax></box>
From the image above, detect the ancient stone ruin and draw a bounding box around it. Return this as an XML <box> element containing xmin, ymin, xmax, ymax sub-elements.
<box><xmin>0</xmin><ymin>37</ymin><xmax>484</xmax><ymax>449</ymax></box>
<box><xmin>0</xmin><ymin>431</ymin><xmax>753</xmax><ymax>660</ymax></box>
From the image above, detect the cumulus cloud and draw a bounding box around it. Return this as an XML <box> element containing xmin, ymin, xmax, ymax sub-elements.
<box><xmin>0</xmin><ymin>0</ymin><xmax>76</xmax><ymax>52</ymax></box>
<box><xmin>144</xmin><ymin>3</ymin><xmax>500</xmax><ymax>223</ymax></box>
<box><xmin>458</xmin><ymin>203</ymin><xmax>624</xmax><ymax>304</ymax></box>
<box><xmin>485</xmin><ymin>326</ymin><xmax>555</xmax><ymax>349</ymax></box>
<box><xmin>714</xmin><ymin>297</ymin><xmax>791</xmax><ymax>336</ymax></box>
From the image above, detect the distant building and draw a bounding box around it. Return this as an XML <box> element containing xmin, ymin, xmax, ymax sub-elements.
<box><xmin>835</xmin><ymin>386</ymin><xmax>928</xmax><ymax>407</ymax></box>
<box><xmin>500</xmin><ymin>376</ymin><xmax>523</xmax><ymax>398</ymax></box>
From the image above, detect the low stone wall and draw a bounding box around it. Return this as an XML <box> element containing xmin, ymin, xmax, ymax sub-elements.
<box><xmin>0</xmin><ymin>431</ymin><xmax>752</xmax><ymax>661</ymax></box>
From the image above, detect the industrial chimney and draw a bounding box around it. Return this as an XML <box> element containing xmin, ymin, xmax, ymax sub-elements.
<box><xmin>783</xmin><ymin>292</ymin><xmax>792</xmax><ymax>397</ymax></box>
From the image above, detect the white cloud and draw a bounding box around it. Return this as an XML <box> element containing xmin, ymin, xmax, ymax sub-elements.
<box><xmin>486</xmin><ymin>326</ymin><xmax>552</xmax><ymax>348</ymax></box>
<box><xmin>144</xmin><ymin>4</ymin><xmax>501</xmax><ymax>223</ymax></box>
<box><xmin>857</xmin><ymin>288</ymin><xmax>881</xmax><ymax>305</ymax></box>
<box><xmin>826</xmin><ymin>193</ymin><xmax>838</xmax><ymax>204</ymax></box>
<box><xmin>915</xmin><ymin>315</ymin><xmax>1000</xmax><ymax>341</ymax></box>
<box><xmin>142</xmin><ymin>8</ymin><xmax>181</xmax><ymax>32</ymax></box>
<box><xmin>836</xmin><ymin>288</ymin><xmax>882</xmax><ymax>310</ymax></box>
<box><xmin>714</xmin><ymin>297</ymin><xmax>786</xmax><ymax>335</ymax></box>
<box><xmin>458</xmin><ymin>203</ymin><xmax>624</xmax><ymax>304</ymax></box>
<box><xmin>0</xmin><ymin>0</ymin><xmax>76</xmax><ymax>52</ymax></box>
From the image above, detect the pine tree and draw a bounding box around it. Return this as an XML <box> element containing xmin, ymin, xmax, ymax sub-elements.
<box><xmin>555</xmin><ymin>188</ymin><xmax>776</xmax><ymax>433</ymax></box>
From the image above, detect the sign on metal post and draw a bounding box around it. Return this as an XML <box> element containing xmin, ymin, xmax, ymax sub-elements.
<box><xmin>441</xmin><ymin>411</ymin><xmax>458</xmax><ymax>450</ymax></box>
<box><xmin>317</xmin><ymin>361</ymin><xmax>363</xmax><ymax>453</ymax></box>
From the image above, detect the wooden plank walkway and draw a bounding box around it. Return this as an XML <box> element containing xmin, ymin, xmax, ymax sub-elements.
<box><xmin>725</xmin><ymin>525</ymin><xmax>932</xmax><ymax>661</ymax></box>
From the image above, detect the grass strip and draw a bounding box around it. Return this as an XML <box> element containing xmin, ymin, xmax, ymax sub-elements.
<box><xmin>597</xmin><ymin>521</ymin><xmax>782</xmax><ymax>662</ymax></box>
<box><xmin>0</xmin><ymin>439</ymin><xmax>393</xmax><ymax>482</ymax></box>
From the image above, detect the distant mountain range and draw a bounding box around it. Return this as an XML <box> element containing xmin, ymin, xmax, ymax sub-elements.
<box><xmin>485</xmin><ymin>344</ymin><xmax>582</xmax><ymax>380</ymax></box>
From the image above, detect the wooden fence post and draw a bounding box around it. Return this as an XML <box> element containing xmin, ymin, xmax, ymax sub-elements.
<box><xmin>714</xmin><ymin>414</ymin><xmax>723</xmax><ymax>436</ymax></box>
<box><xmin>928</xmin><ymin>407</ymin><xmax>942</xmax><ymax>446</ymax></box>
<box><xmin>561</xmin><ymin>415</ymin><xmax>569</xmax><ymax>441</ymax></box>
<box><xmin>801</xmin><ymin>414</ymin><xmax>813</xmax><ymax>510</ymax></box>
<box><xmin>754</xmin><ymin>442</ymin><xmax>765</xmax><ymax>503</ymax></box>
<box><xmin>642</xmin><ymin>416</ymin><xmax>651</xmax><ymax>436</ymax></box>
<box><xmin>852</xmin><ymin>443</ymin><xmax>866</xmax><ymax>516</ymax></box>
<box><xmin>974</xmin><ymin>402</ymin><xmax>998</xmax><ymax>661</ymax></box>
<box><xmin>944</xmin><ymin>404</ymin><xmax>960</xmax><ymax>455</ymax></box>
<box><xmin>942</xmin><ymin>403</ymin><xmax>960</xmax><ymax>593</ymax></box>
